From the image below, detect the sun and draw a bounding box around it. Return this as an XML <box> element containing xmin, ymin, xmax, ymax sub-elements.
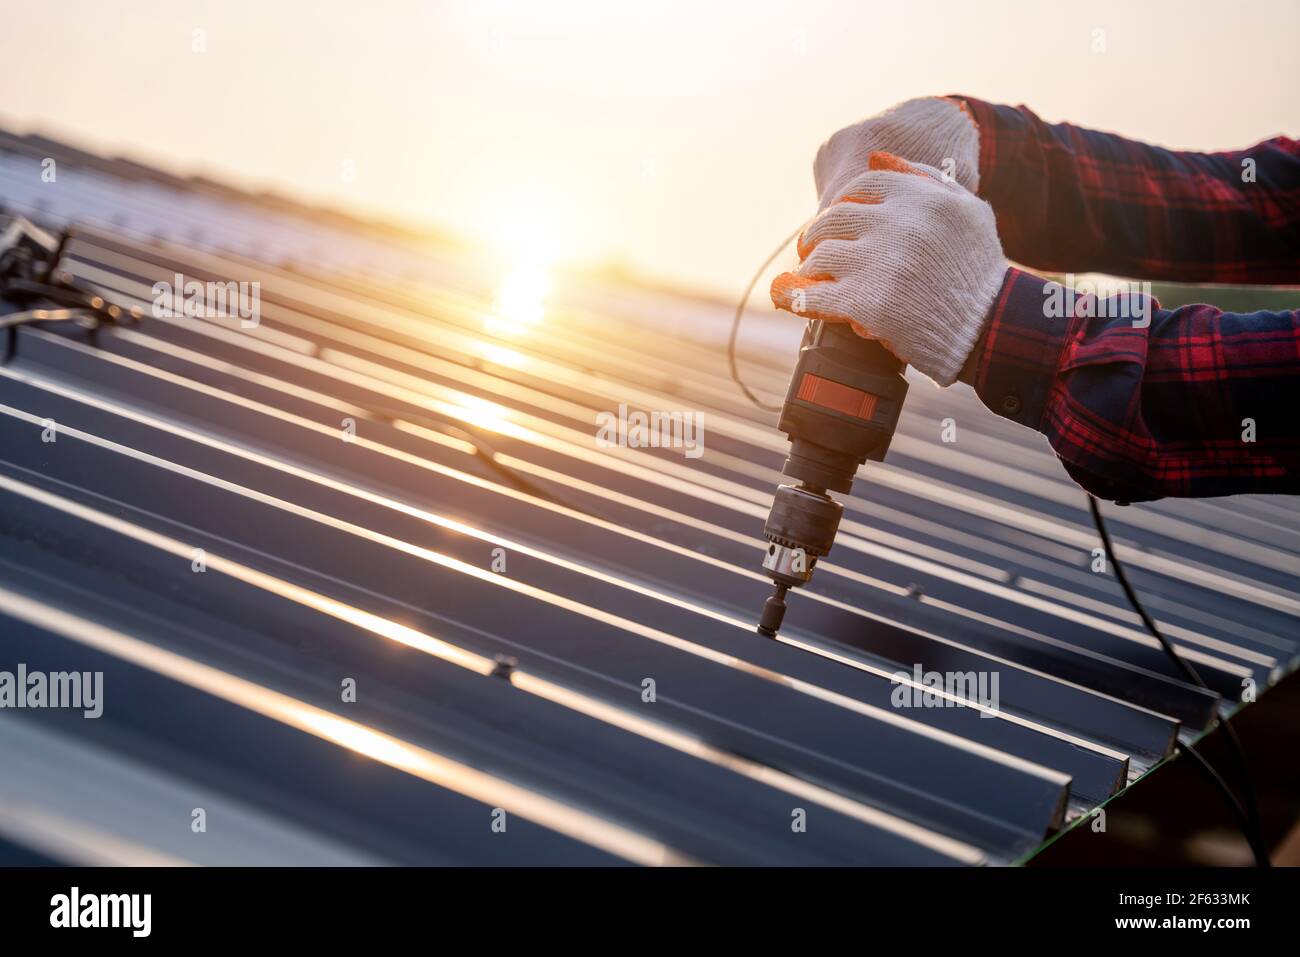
<box><xmin>479</xmin><ymin>206</ymin><xmax>565</xmax><ymax>338</ymax></box>
<box><xmin>485</xmin><ymin>263</ymin><xmax>550</xmax><ymax>337</ymax></box>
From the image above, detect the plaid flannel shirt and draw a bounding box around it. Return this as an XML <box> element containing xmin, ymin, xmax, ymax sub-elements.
<box><xmin>956</xmin><ymin>97</ymin><xmax>1300</xmax><ymax>502</ymax></box>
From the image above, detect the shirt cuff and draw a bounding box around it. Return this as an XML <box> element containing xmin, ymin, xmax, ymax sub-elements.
<box><xmin>968</xmin><ymin>267</ymin><xmax>1073</xmax><ymax>430</ymax></box>
<box><xmin>946</xmin><ymin>96</ymin><xmax>1006</xmax><ymax>201</ymax></box>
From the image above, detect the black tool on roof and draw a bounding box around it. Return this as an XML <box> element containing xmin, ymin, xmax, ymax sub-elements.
<box><xmin>755</xmin><ymin>319</ymin><xmax>908</xmax><ymax>637</ymax></box>
<box><xmin>0</xmin><ymin>219</ymin><xmax>139</xmax><ymax>362</ymax></box>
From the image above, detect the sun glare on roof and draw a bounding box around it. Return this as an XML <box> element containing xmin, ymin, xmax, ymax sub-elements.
<box><xmin>480</xmin><ymin>341</ymin><xmax>531</xmax><ymax>370</ymax></box>
<box><xmin>485</xmin><ymin>263</ymin><xmax>550</xmax><ymax>338</ymax></box>
<box><xmin>482</xmin><ymin>211</ymin><xmax>557</xmax><ymax>339</ymax></box>
<box><xmin>444</xmin><ymin>393</ymin><xmax>526</xmax><ymax>439</ymax></box>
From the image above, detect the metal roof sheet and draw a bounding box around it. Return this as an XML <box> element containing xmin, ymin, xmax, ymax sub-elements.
<box><xmin>1</xmin><ymin>134</ymin><xmax>1297</xmax><ymax>865</ymax></box>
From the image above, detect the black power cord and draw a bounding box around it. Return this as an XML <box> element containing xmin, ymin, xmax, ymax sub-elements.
<box><xmin>727</xmin><ymin>224</ymin><xmax>1270</xmax><ymax>867</ymax></box>
<box><xmin>345</xmin><ymin>396</ymin><xmax>608</xmax><ymax>521</ymax></box>
<box><xmin>726</xmin><ymin>222</ymin><xmax>807</xmax><ymax>413</ymax></box>
<box><xmin>1088</xmin><ymin>494</ymin><xmax>1270</xmax><ymax>867</ymax></box>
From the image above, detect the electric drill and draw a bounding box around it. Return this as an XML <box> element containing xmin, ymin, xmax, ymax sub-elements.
<box><xmin>755</xmin><ymin>319</ymin><xmax>908</xmax><ymax>637</ymax></box>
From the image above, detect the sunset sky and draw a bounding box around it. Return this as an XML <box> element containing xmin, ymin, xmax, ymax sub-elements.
<box><xmin>2</xmin><ymin>0</ymin><xmax>1296</xmax><ymax>295</ymax></box>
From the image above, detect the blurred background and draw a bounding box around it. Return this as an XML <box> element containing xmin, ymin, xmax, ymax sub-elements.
<box><xmin>2</xmin><ymin>0</ymin><xmax>1297</xmax><ymax>298</ymax></box>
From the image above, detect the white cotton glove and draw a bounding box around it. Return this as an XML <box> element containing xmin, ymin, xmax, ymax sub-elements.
<box><xmin>814</xmin><ymin>97</ymin><xmax>980</xmax><ymax>211</ymax></box>
<box><xmin>771</xmin><ymin>152</ymin><xmax>1007</xmax><ymax>387</ymax></box>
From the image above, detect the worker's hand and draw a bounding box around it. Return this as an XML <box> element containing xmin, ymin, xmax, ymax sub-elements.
<box><xmin>814</xmin><ymin>97</ymin><xmax>980</xmax><ymax>211</ymax></box>
<box><xmin>771</xmin><ymin>152</ymin><xmax>1006</xmax><ymax>387</ymax></box>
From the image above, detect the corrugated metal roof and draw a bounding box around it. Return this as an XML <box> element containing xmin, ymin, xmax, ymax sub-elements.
<box><xmin>1</xmin><ymin>132</ymin><xmax>1297</xmax><ymax>865</ymax></box>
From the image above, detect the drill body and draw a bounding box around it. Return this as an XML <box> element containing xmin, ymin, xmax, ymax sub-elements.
<box><xmin>756</xmin><ymin>320</ymin><xmax>908</xmax><ymax>637</ymax></box>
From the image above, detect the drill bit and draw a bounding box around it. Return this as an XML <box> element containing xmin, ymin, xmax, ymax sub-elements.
<box><xmin>755</xmin><ymin>582</ymin><xmax>789</xmax><ymax>638</ymax></box>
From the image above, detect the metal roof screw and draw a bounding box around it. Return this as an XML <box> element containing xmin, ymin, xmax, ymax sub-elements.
<box><xmin>905</xmin><ymin>583</ymin><xmax>924</xmax><ymax>599</ymax></box>
<box><xmin>491</xmin><ymin>654</ymin><xmax>517</xmax><ymax>680</ymax></box>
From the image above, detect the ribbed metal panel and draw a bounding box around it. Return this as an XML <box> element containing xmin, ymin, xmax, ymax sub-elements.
<box><xmin>1</xmin><ymin>134</ymin><xmax>1297</xmax><ymax>865</ymax></box>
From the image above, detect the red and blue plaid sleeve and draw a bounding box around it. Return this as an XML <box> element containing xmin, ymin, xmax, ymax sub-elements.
<box><xmin>971</xmin><ymin>268</ymin><xmax>1300</xmax><ymax>502</ymax></box>
<box><xmin>957</xmin><ymin>97</ymin><xmax>1300</xmax><ymax>284</ymax></box>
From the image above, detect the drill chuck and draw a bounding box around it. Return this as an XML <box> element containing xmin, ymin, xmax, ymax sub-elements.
<box><xmin>760</xmin><ymin>483</ymin><xmax>843</xmax><ymax>585</ymax></box>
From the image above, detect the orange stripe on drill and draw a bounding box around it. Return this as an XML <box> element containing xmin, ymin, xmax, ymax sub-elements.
<box><xmin>796</xmin><ymin>373</ymin><xmax>879</xmax><ymax>421</ymax></box>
